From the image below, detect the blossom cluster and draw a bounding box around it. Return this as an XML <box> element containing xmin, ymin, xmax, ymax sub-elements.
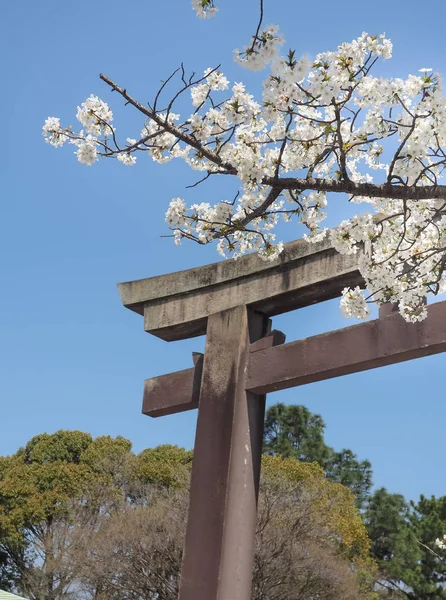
<box><xmin>165</xmin><ymin>190</ymin><xmax>285</xmax><ymax>259</ymax></box>
<box><xmin>191</xmin><ymin>0</ymin><xmax>217</xmax><ymax>19</ymax></box>
<box><xmin>340</xmin><ymin>286</ymin><xmax>370</xmax><ymax>320</ymax></box>
<box><xmin>191</xmin><ymin>68</ymin><xmax>229</xmax><ymax>107</ymax></box>
<box><xmin>43</xmin><ymin>31</ymin><xmax>446</xmax><ymax>321</ymax></box>
<box><xmin>234</xmin><ymin>25</ymin><xmax>284</xmax><ymax>71</ymax></box>
<box><xmin>436</xmin><ymin>535</ymin><xmax>446</xmax><ymax>550</ymax></box>
<box><xmin>332</xmin><ymin>200</ymin><xmax>446</xmax><ymax>322</ymax></box>
<box><xmin>76</xmin><ymin>95</ymin><xmax>113</xmax><ymax>136</ymax></box>
<box><xmin>43</xmin><ymin>95</ymin><xmax>115</xmax><ymax>166</ymax></box>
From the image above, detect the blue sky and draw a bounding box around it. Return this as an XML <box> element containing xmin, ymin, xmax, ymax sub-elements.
<box><xmin>2</xmin><ymin>0</ymin><xmax>445</xmax><ymax>501</ymax></box>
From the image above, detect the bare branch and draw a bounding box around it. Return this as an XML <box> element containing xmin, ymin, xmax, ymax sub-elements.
<box><xmin>99</xmin><ymin>73</ymin><xmax>237</xmax><ymax>174</ymax></box>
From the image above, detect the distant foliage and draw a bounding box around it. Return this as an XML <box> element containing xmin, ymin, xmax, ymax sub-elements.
<box><xmin>263</xmin><ymin>402</ymin><xmax>373</xmax><ymax>507</ymax></box>
<box><xmin>365</xmin><ymin>489</ymin><xmax>446</xmax><ymax>598</ymax></box>
<box><xmin>0</xmin><ymin>430</ymin><xmax>375</xmax><ymax>599</ymax></box>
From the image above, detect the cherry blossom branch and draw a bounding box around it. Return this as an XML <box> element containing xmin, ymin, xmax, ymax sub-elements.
<box><xmin>238</xmin><ymin>186</ymin><xmax>282</xmax><ymax>227</ymax></box>
<box><xmin>44</xmin><ymin>31</ymin><xmax>446</xmax><ymax>322</ymax></box>
<box><xmin>387</xmin><ymin>114</ymin><xmax>420</xmax><ymax>183</ymax></box>
<box><xmin>99</xmin><ymin>73</ymin><xmax>236</xmax><ymax>174</ymax></box>
<box><xmin>100</xmin><ymin>74</ymin><xmax>446</xmax><ymax>202</ymax></box>
<box><xmin>332</xmin><ymin>100</ymin><xmax>350</xmax><ymax>182</ymax></box>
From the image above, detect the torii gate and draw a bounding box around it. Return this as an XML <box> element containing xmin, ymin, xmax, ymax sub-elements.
<box><xmin>118</xmin><ymin>232</ymin><xmax>446</xmax><ymax>600</ymax></box>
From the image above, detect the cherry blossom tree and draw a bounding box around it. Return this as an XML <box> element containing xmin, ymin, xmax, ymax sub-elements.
<box><xmin>43</xmin><ymin>0</ymin><xmax>446</xmax><ymax>323</ymax></box>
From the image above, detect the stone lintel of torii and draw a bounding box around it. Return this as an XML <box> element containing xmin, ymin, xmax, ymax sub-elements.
<box><xmin>117</xmin><ymin>232</ymin><xmax>363</xmax><ymax>341</ymax></box>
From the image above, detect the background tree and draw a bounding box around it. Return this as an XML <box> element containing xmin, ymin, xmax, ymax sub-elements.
<box><xmin>0</xmin><ymin>431</ymin><xmax>95</xmax><ymax>600</ymax></box>
<box><xmin>263</xmin><ymin>403</ymin><xmax>373</xmax><ymax>507</ymax></box>
<box><xmin>365</xmin><ymin>488</ymin><xmax>420</xmax><ymax>597</ymax></box>
<box><xmin>135</xmin><ymin>444</ymin><xmax>193</xmax><ymax>489</ymax></box>
<box><xmin>76</xmin><ymin>489</ymin><xmax>187</xmax><ymax>600</ymax></box>
<box><xmin>79</xmin><ymin>455</ymin><xmax>376</xmax><ymax>600</ymax></box>
<box><xmin>326</xmin><ymin>449</ymin><xmax>373</xmax><ymax>508</ymax></box>
<box><xmin>0</xmin><ymin>430</ymin><xmax>376</xmax><ymax>600</ymax></box>
<box><xmin>0</xmin><ymin>431</ymin><xmax>143</xmax><ymax>600</ymax></box>
<box><xmin>253</xmin><ymin>455</ymin><xmax>376</xmax><ymax>600</ymax></box>
<box><xmin>263</xmin><ymin>404</ymin><xmax>330</xmax><ymax>463</ymax></box>
<box><xmin>408</xmin><ymin>495</ymin><xmax>446</xmax><ymax>599</ymax></box>
<box><xmin>364</xmin><ymin>488</ymin><xmax>446</xmax><ymax>598</ymax></box>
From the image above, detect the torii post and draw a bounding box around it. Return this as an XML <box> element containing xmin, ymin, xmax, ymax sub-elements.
<box><xmin>118</xmin><ymin>233</ymin><xmax>446</xmax><ymax>600</ymax></box>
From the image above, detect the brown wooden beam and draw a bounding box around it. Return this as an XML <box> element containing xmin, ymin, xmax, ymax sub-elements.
<box><xmin>143</xmin><ymin>331</ymin><xmax>285</xmax><ymax>418</ymax></box>
<box><xmin>142</xmin><ymin>354</ymin><xmax>203</xmax><ymax>417</ymax></box>
<box><xmin>249</xmin><ymin>329</ymin><xmax>287</xmax><ymax>353</ymax></box>
<box><xmin>246</xmin><ymin>300</ymin><xmax>446</xmax><ymax>395</ymax></box>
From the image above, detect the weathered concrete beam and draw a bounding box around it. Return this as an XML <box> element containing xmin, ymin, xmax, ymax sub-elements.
<box><xmin>118</xmin><ymin>232</ymin><xmax>363</xmax><ymax>341</ymax></box>
<box><xmin>246</xmin><ymin>300</ymin><xmax>446</xmax><ymax>395</ymax></box>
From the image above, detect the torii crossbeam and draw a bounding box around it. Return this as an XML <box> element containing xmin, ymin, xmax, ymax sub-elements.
<box><xmin>118</xmin><ymin>233</ymin><xmax>446</xmax><ymax>600</ymax></box>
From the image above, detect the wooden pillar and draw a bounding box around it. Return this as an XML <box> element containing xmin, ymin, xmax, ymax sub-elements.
<box><xmin>178</xmin><ymin>306</ymin><xmax>269</xmax><ymax>600</ymax></box>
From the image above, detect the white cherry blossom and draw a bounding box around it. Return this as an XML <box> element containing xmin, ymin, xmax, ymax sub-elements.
<box><xmin>436</xmin><ymin>535</ymin><xmax>446</xmax><ymax>550</ymax></box>
<box><xmin>234</xmin><ymin>25</ymin><xmax>284</xmax><ymax>71</ymax></box>
<box><xmin>43</xmin><ymin>30</ymin><xmax>446</xmax><ymax>322</ymax></box>
<box><xmin>191</xmin><ymin>0</ymin><xmax>217</xmax><ymax>18</ymax></box>
<box><xmin>74</xmin><ymin>136</ymin><xmax>98</xmax><ymax>166</ymax></box>
<box><xmin>117</xmin><ymin>152</ymin><xmax>136</xmax><ymax>166</ymax></box>
<box><xmin>340</xmin><ymin>287</ymin><xmax>370</xmax><ymax>319</ymax></box>
<box><xmin>42</xmin><ymin>117</ymin><xmax>67</xmax><ymax>147</ymax></box>
<box><xmin>76</xmin><ymin>95</ymin><xmax>113</xmax><ymax>136</ymax></box>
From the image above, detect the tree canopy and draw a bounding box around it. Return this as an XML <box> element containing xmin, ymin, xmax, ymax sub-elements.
<box><xmin>0</xmin><ymin>429</ymin><xmax>376</xmax><ymax>600</ymax></box>
<box><xmin>263</xmin><ymin>402</ymin><xmax>373</xmax><ymax>507</ymax></box>
<box><xmin>364</xmin><ymin>488</ymin><xmax>446</xmax><ymax>598</ymax></box>
<box><xmin>2</xmin><ymin>419</ymin><xmax>446</xmax><ymax>598</ymax></box>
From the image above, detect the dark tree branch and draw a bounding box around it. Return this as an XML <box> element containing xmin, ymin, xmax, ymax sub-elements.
<box><xmin>99</xmin><ymin>73</ymin><xmax>236</xmax><ymax>174</ymax></box>
<box><xmin>99</xmin><ymin>74</ymin><xmax>446</xmax><ymax>206</ymax></box>
<box><xmin>265</xmin><ymin>176</ymin><xmax>446</xmax><ymax>200</ymax></box>
<box><xmin>251</xmin><ymin>0</ymin><xmax>265</xmax><ymax>47</ymax></box>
